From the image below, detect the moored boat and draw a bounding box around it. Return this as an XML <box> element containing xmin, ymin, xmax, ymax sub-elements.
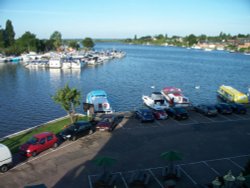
<box><xmin>86</xmin><ymin>90</ymin><xmax>113</xmax><ymax>114</ymax></box>
<box><xmin>161</xmin><ymin>87</ymin><xmax>190</xmax><ymax>107</ymax></box>
<box><xmin>142</xmin><ymin>92</ymin><xmax>169</xmax><ymax>110</ymax></box>
<box><xmin>217</xmin><ymin>85</ymin><xmax>249</xmax><ymax>104</ymax></box>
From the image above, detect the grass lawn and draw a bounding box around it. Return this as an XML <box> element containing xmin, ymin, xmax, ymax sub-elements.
<box><xmin>0</xmin><ymin>115</ymin><xmax>90</xmax><ymax>153</ymax></box>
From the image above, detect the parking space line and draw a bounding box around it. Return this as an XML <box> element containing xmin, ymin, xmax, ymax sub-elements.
<box><xmin>227</xmin><ymin>158</ymin><xmax>244</xmax><ymax>170</ymax></box>
<box><xmin>177</xmin><ymin>165</ymin><xmax>197</xmax><ymax>185</ymax></box>
<box><xmin>197</xmin><ymin>113</ymin><xmax>216</xmax><ymax>122</ymax></box>
<box><xmin>118</xmin><ymin>172</ymin><xmax>129</xmax><ymax>188</ymax></box>
<box><xmin>202</xmin><ymin>161</ymin><xmax>220</xmax><ymax>175</ymax></box>
<box><xmin>232</xmin><ymin>113</ymin><xmax>247</xmax><ymax>120</ymax></box>
<box><xmin>155</xmin><ymin>120</ymin><xmax>163</xmax><ymax>126</ymax></box>
<box><xmin>88</xmin><ymin>175</ymin><xmax>93</xmax><ymax>188</ymax></box>
<box><xmin>147</xmin><ymin>169</ymin><xmax>165</xmax><ymax>188</ymax></box>
<box><xmin>220</xmin><ymin>115</ymin><xmax>232</xmax><ymax>121</ymax></box>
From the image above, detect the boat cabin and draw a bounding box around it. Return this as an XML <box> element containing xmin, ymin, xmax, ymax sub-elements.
<box><xmin>217</xmin><ymin>85</ymin><xmax>249</xmax><ymax>104</ymax></box>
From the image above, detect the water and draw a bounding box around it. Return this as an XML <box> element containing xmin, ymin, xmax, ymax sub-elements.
<box><xmin>0</xmin><ymin>43</ymin><xmax>250</xmax><ymax>138</ymax></box>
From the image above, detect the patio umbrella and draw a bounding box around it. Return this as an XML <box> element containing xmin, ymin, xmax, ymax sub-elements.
<box><xmin>92</xmin><ymin>156</ymin><xmax>117</xmax><ymax>173</ymax></box>
<box><xmin>161</xmin><ymin>150</ymin><xmax>183</xmax><ymax>175</ymax></box>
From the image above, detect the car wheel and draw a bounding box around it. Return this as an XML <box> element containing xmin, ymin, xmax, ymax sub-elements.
<box><xmin>0</xmin><ymin>165</ymin><xmax>8</xmax><ymax>173</ymax></box>
<box><xmin>88</xmin><ymin>129</ymin><xmax>93</xmax><ymax>135</ymax></box>
<box><xmin>71</xmin><ymin>136</ymin><xmax>77</xmax><ymax>141</ymax></box>
<box><xmin>53</xmin><ymin>142</ymin><xmax>58</xmax><ymax>149</ymax></box>
<box><xmin>32</xmin><ymin>151</ymin><xmax>37</xmax><ymax>157</ymax></box>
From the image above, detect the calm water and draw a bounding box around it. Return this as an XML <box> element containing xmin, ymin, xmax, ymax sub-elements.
<box><xmin>0</xmin><ymin>43</ymin><xmax>250</xmax><ymax>137</ymax></box>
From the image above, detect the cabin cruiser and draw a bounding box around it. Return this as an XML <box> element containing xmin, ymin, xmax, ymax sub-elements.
<box><xmin>161</xmin><ymin>87</ymin><xmax>190</xmax><ymax>107</ymax></box>
<box><xmin>217</xmin><ymin>85</ymin><xmax>249</xmax><ymax>104</ymax></box>
<box><xmin>49</xmin><ymin>58</ymin><xmax>62</xmax><ymax>68</ymax></box>
<box><xmin>142</xmin><ymin>92</ymin><xmax>169</xmax><ymax>110</ymax></box>
<box><xmin>86</xmin><ymin>90</ymin><xmax>113</xmax><ymax>114</ymax></box>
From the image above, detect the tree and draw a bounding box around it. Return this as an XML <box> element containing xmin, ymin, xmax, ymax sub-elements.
<box><xmin>185</xmin><ymin>34</ymin><xmax>197</xmax><ymax>46</ymax></box>
<box><xmin>82</xmin><ymin>37</ymin><xmax>95</xmax><ymax>49</ymax></box>
<box><xmin>16</xmin><ymin>31</ymin><xmax>38</xmax><ymax>52</ymax></box>
<box><xmin>0</xmin><ymin>28</ymin><xmax>4</xmax><ymax>48</ymax></box>
<box><xmin>69</xmin><ymin>40</ymin><xmax>80</xmax><ymax>50</ymax></box>
<box><xmin>52</xmin><ymin>84</ymin><xmax>81</xmax><ymax>123</ymax></box>
<box><xmin>134</xmin><ymin>34</ymin><xmax>137</xmax><ymax>40</ymax></box>
<box><xmin>4</xmin><ymin>20</ymin><xmax>15</xmax><ymax>47</ymax></box>
<box><xmin>50</xmin><ymin>31</ymin><xmax>62</xmax><ymax>50</ymax></box>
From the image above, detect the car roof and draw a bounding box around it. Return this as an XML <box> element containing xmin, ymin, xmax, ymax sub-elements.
<box><xmin>33</xmin><ymin>132</ymin><xmax>53</xmax><ymax>139</ymax></box>
<box><xmin>74</xmin><ymin>121</ymin><xmax>91</xmax><ymax>126</ymax></box>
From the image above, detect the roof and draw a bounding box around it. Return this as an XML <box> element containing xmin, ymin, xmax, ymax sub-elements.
<box><xmin>162</xmin><ymin>87</ymin><xmax>182</xmax><ymax>94</ymax></box>
<box><xmin>219</xmin><ymin>85</ymin><xmax>246</xmax><ymax>97</ymax></box>
<box><xmin>33</xmin><ymin>132</ymin><xmax>53</xmax><ymax>139</ymax></box>
<box><xmin>88</xmin><ymin>90</ymin><xmax>107</xmax><ymax>97</ymax></box>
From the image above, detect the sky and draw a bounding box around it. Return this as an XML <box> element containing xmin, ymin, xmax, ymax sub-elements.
<box><xmin>0</xmin><ymin>0</ymin><xmax>250</xmax><ymax>39</ymax></box>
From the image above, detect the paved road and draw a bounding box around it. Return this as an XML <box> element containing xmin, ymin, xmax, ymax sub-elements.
<box><xmin>1</xmin><ymin>111</ymin><xmax>250</xmax><ymax>188</ymax></box>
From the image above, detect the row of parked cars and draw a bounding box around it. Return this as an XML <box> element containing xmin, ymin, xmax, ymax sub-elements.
<box><xmin>135</xmin><ymin>102</ymin><xmax>248</xmax><ymax>123</ymax></box>
<box><xmin>0</xmin><ymin>114</ymin><xmax>124</xmax><ymax>173</ymax></box>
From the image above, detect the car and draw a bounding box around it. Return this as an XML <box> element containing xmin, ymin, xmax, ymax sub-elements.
<box><xmin>96</xmin><ymin>114</ymin><xmax>122</xmax><ymax>132</ymax></box>
<box><xmin>194</xmin><ymin>104</ymin><xmax>218</xmax><ymax>116</ymax></box>
<box><xmin>152</xmin><ymin>109</ymin><xmax>168</xmax><ymax>120</ymax></box>
<box><xmin>59</xmin><ymin>121</ymin><xmax>95</xmax><ymax>141</ymax></box>
<box><xmin>19</xmin><ymin>132</ymin><xmax>58</xmax><ymax>157</ymax></box>
<box><xmin>135</xmin><ymin>109</ymin><xmax>155</xmax><ymax>122</ymax></box>
<box><xmin>228</xmin><ymin>103</ymin><xmax>247</xmax><ymax>114</ymax></box>
<box><xmin>166</xmin><ymin>107</ymin><xmax>188</xmax><ymax>120</ymax></box>
<box><xmin>215</xmin><ymin>103</ymin><xmax>233</xmax><ymax>114</ymax></box>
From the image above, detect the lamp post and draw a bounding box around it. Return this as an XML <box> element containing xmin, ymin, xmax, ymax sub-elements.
<box><xmin>236</xmin><ymin>173</ymin><xmax>245</xmax><ymax>187</ymax></box>
<box><xmin>212</xmin><ymin>177</ymin><xmax>221</xmax><ymax>188</ymax></box>
<box><xmin>223</xmin><ymin>170</ymin><xmax>235</xmax><ymax>188</ymax></box>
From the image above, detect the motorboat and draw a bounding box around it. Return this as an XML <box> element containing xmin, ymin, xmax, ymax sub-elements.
<box><xmin>86</xmin><ymin>90</ymin><xmax>113</xmax><ymax>114</ymax></box>
<box><xmin>142</xmin><ymin>92</ymin><xmax>169</xmax><ymax>110</ymax></box>
<box><xmin>217</xmin><ymin>85</ymin><xmax>248</xmax><ymax>104</ymax></box>
<box><xmin>49</xmin><ymin>58</ymin><xmax>62</xmax><ymax>69</ymax></box>
<box><xmin>161</xmin><ymin>87</ymin><xmax>190</xmax><ymax>107</ymax></box>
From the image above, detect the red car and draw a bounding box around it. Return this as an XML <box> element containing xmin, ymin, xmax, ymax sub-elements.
<box><xmin>96</xmin><ymin>114</ymin><xmax>121</xmax><ymax>132</ymax></box>
<box><xmin>153</xmin><ymin>109</ymin><xmax>168</xmax><ymax>120</ymax></box>
<box><xmin>19</xmin><ymin>132</ymin><xmax>58</xmax><ymax>157</ymax></box>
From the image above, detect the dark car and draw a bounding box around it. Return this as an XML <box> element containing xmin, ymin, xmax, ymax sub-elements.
<box><xmin>194</xmin><ymin>104</ymin><xmax>218</xmax><ymax>116</ymax></box>
<box><xmin>228</xmin><ymin>103</ymin><xmax>247</xmax><ymax>114</ymax></box>
<box><xmin>96</xmin><ymin>114</ymin><xmax>122</xmax><ymax>132</ymax></box>
<box><xmin>59</xmin><ymin>121</ymin><xmax>95</xmax><ymax>141</ymax></box>
<box><xmin>215</xmin><ymin>103</ymin><xmax>233</xmax><ymax>114</ymax></box>
<box><xmin>135</xmin><ymin>109</ymin><xmax>155</xmax><ymax>122</ymax></box>
<box><xmin>166</xmin><ymin>107</ymin><xmax>188</xmax><ymax>120</ymax></box>
<box><xmin>153</xmin><ymin>109</ymin><xmax>168</xmax><ymax>120</ymax></box>
<box><xmin>19</xmin><ymin>132</ymin><xmax>58</xmax><ymax>157</ymax></box>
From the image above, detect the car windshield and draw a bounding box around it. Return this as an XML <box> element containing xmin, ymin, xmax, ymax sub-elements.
<box><xmin>175</xmin><ymin>108</ymin><xmax>186</xmax><ymax>113</ymax></box>
<box><xmin>207</xmin><ymin>106</ymin><xmax>216</xmax><ymax>110</ymax></box>
<box><xmin>28</xmin><ymin>137</ymin><xmax>39</xmax><ymax>144</ymax></box>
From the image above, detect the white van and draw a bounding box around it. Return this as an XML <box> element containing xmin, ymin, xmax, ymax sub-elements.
<box><xmin>0</xmin><ymin>144</ymin><xmax>12</xmax><ymax>172</ymax></box>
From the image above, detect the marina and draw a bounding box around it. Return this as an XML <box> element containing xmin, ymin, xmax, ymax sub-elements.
<box><xmin>0</xmin><ymin>42</ymin><xmax>250</xmax><ymax>138</ymax></box>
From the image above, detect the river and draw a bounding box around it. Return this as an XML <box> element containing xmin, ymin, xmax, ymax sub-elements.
<box><xmin>0</xmin><ymin>43</ymin><xmax>249</xmax><ymax>137</ymax></box>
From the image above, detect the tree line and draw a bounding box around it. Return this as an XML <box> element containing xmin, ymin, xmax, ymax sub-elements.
<box><xmin>125</xmin><ymin>32</ymin><xmax>250</xmax><ymax>47</ymax></box>
<box><xmin>0</xmin><ymin>19</ymin><xmax>95</xmax><ymax>56</ymax></box>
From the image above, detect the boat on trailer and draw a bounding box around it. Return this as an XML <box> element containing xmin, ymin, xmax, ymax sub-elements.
<box><xmin>161</xmin><ymin>87</ymin><xmax>190</xmax><ymax>107</ymax></box>
<box><xmin>86</xmin><ymin>90</ymin><xmax>113</xmax><ymax>114</ymax></box>
<box><xmin>142</xmin><ymin>92</ymin><xmax>169</xmax><ymax>110</ymax></box>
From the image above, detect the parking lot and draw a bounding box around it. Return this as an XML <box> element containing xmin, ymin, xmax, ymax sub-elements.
<box><xmin>88</xmin><ymin>154</ymin><xmax>250</xmax><ymax>188</ymax></box>
<box><xmin>120</xmin><ymin>109</ymin><xmax>250</xmax><ymax>130</ymax></box>
<box><xmin>1</xmin><ymin>109</ymin><xmax>250</xmax><ymax>188</ymax></box>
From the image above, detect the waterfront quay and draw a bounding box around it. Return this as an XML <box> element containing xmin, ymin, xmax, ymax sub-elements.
<box><xmin>0</xmin><ymin>110</ymin><xmax>250</xmax><ymax>188</ymax></box>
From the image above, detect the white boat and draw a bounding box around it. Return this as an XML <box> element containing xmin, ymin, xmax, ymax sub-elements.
<box><xmin>142</xmin><ymin>92</ymin><xmax>169</xmax><ymax>110</ymax></box>
<box><xmin>86</xmin><ymin>90</ymin><xmax>113</xmax><ymax>114</ymax></box>
<box><xmin>71</xmin><ymin>59</ymin><xmax>85</xmax><ymax>69</ymax></box>
<box><xmin>161</xmin><ymin>87</ymin><xmax>190</xmax><ymax>107</ymax></box>
<box><xmin>49</xmin><ymin>58</ymin><xmax>62</xmax><ymax>69</ymax></box>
